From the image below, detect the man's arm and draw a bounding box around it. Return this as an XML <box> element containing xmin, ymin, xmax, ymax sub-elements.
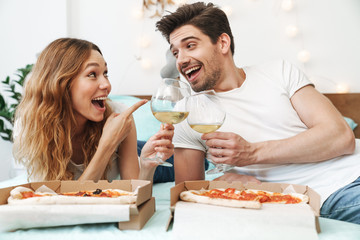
<box><xmin>203</xmin><ymin>85</ymin><xmax>355</xmax><ymax>166</ymax></box>
<box><xmin>174</xmin><ymin>148</ymin><xmax>206</xmax><ymax>184</ymax></box>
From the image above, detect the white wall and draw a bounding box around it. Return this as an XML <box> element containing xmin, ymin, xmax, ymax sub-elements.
<box><xmin>1</xmin><ymin>0</ymin><xmax>360</xmax><ymax>180</ymax></box>
<box><xmin>0</xmin><ymin>0</ymin><xmax>67</xmax><ymax>181</ymax></box>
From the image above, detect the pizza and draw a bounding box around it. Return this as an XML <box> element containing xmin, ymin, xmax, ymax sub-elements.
<box><xmin>179</xmin><ymin>188</ymin><xmax>309</xmax><ymax>209</ymax></box>
<box><xmin>7</xmin><ymin>186</ymin><xmax>138</xmax><ymax>205</ymax></box>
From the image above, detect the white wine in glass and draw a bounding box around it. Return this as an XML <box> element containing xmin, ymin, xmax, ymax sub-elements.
<box><xmin>186</xmin><ymin>90</ymin><xmax>234</xmax><ymax>174</ymax></box>
<box><xmin>152</xmin><ymin>111</ymin><xmax>189</xmax><ymax>125</ymax></box>
<box><xmin>146</xmin><ymin>78</ymin><xmax>191</xmax><ymax>167</ymax></box>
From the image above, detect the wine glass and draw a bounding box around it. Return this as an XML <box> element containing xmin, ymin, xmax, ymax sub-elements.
<box><xmin>186</xmin><ymin>90</ymin><xmax>234</xmax><ymax>174</ymax></box>
<box><xmin>145</xmin><ymin>78</ymin><xmax>191</xmax><ymax>167</ymax></box>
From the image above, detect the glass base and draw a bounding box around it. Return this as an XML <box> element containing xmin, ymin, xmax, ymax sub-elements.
<box><xmin>158</xmin><ymin>160</ymin><xmax>173</xmax><ymax>167</ymax></box>
<box><xmin>143</xmin><ymin>154</ymin><xmax>173</xmax><ymax>167</ymax></box>
<box><xmin>206</xmin><ymin>164</ymin><xmax>234</xmax><ymax>174</ymax></box>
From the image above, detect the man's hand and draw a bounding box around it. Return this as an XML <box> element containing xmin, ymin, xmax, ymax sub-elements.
<box><xmin>201</xmin><ymin>132</ymin><xmax>257</xmax><ymax>167</ymax></box>
<box><xmin>214</xmin><ymin>173</ymin><xmax>261</xmax><ymax>184</ymax></box>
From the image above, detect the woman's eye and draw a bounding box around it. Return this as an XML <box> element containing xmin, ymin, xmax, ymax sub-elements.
<box><xmin>104</xmin><ymin>72</ymin><xmax>109</xmax><ymax>78</ymax></box>
<box><xmin>88</xmin><ymin>72</ymin><xmax>96</xmax><ymax>78</ymax></box>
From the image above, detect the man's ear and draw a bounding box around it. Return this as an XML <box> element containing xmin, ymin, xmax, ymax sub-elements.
<box><xmin>218</xmin><ymin>33</ymin><xmax>231</xmax><ymax>54</ymax></box>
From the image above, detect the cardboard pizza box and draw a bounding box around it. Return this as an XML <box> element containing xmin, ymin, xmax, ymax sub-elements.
<box><xmin>169</xmin><ymin>180</ymin><xmax>321</xmax><ymax>233</ymax></box>
<box><xmin>0</xmin><ymin>179</ymin><xmax>154</xmax><ymax>230</ymax></box>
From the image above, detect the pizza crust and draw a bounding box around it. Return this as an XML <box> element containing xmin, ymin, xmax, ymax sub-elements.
<box><xmin>180</xmin><ymin>190</ymin><xmax>262</xmax><ymax>209</ymax></box>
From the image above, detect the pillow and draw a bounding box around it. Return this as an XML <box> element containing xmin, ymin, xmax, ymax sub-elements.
<box><xmin>344</xmin><ymin>117</ymin><xmax>358</xmax><ymax>130</ymax></box>
<box><xmin>109</xmin><ymin>95</ymin><xmax>161</xmax><ymax>141</ymax></box>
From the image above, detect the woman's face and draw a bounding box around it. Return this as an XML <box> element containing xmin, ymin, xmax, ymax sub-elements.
<box><xmin>70</xmin><ymin>50</ymin><xmax>111</xmax><ymax>126</ymax></box>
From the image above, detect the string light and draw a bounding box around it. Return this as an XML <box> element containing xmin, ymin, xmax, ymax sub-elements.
<box><xmin>285</xmin><ymin>25</ymin><xmax>299</xmax><ymax>38</ymax></box>
<box><xmin>336</xmin><ymin>83</ymin><xmax>350</xmax><ymax>93</ymax></box>
<box><xmin>281</xmin><ymin>0</ymin><xmax>294</xmax><ymax>11</ymax></box>
<box><xmin>132</xmin><ymin>8</ymin><xmax>144</xmax><ymax>20</ymax></box>
<box><xmin>138</xmin><ymin>35</ymin><xmax>151</xmax><ymax>48</ymax></box>
<box><xmin>221</xmin><ymin>5</ymin><xmax>233</xmax><ymax>17</ymax></box>
<box><xmin>141</xmin><ymin>58</ymin><xmax>152</xmax><ymax>70</ymax></box>
<box><xmin>297</xmin><ymin>50</ymin><xmax>311</xmax><ymax>63</ymax></box>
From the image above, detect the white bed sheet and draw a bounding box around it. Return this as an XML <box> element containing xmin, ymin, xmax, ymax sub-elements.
<box><xmin>0</xmin><ymin>175</ymin><xmax>359</xmax><ymax>240</ymax></box>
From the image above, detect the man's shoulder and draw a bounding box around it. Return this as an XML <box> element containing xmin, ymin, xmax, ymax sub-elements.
<box><xmin>246</xmin><ymin>59</ymin><xmax>291</xmax><ymax>71</ymax></box>
<box><xmin>244</xmin><ymin>59</ymin><xmax>301</xmax><ymax>80</ymax></box>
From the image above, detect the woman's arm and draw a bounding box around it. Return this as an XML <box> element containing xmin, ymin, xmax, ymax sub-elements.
<box><xmin>117</xmin><ymin>119</ymin><xmax>140</xmax><ymax>180</ymax></box>
<box><xmin>78</xmin><ymin>100</ymin><xmax>147</xmax><ymax>181</ymax></box>
<box><xmin>139</xmin><ymin>124</ymin><xmax>175</xmax><ymax>181</ymax></box>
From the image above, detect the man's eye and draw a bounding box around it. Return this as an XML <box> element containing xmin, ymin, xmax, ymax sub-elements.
<box><xmin>172</xmin><ymin>51</ymin><xmax>178</xmax><ymax>57</ymax></box>
<box><xmin>104</xmin><ymin>72</ymin><xmax>109</xmax><ymax>78</ymax></box>
<box><xmin>187</xmin><ymin>43</ymin><xmax>195</xmax><ymax>49</ymax></box>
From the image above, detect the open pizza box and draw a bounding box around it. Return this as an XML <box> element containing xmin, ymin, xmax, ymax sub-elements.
<box><xmin>0</xmin><ymin>179</ymin><xmax>155</xmax><ymax>231</ymax></box>
<box><xmin>169</xmin><ymin>180</ymin><xmax>321</xmax><ymax>233</ymax></box>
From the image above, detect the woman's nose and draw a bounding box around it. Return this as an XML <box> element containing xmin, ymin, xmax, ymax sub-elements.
<box><xmin>99</xmin><ymin>77</ymin><xmax>111</xmax><ymax>91</ymax></box>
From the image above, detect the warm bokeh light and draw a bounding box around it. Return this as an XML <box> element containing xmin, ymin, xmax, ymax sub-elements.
<box><xmin>141</xmin><ymin>58</ymin><xmax>152</xmax><ymax>70</ymax></box>
<box><xmin>286</xmin><ymin>25</ymin><xmax>299</xmax><ymax>38</ymax></box>
<box><xmin>138</xmin><ymin>35</ymin><xmax>151</xmax><ymax>48</ymax></box>
<box><xmin>221</xmin><ymin>5</ymin><xmax>233</xmax><ymax>17</ymax></box>
<box><xmin>336</xmin><ymin>83</ymin><xmax>350</xmax><ymax>93</ymax></box>
<box><xmin>297</xmin><ymin>50</ymin><xmax>311</xmax><ymax>63</ymax></box>
<box><xmin>281</xmin><ymin>0</ymin><xmax>294</xmax><ymax>11</ymax></box>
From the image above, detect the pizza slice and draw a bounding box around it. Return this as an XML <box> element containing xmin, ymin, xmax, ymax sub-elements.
<box><xmin>7</xmin><ymin>186</ymin><xmax>138</xmax><ymax>205</ymax></box>
<box><xmin>179</xmin><ymin>188</ymin><xmax>309</xmax><ymax>209</ymax></box>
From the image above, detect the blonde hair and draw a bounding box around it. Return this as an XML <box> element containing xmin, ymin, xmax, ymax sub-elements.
<box><xmin>13</xmin><ymin>38</ymin><xmax>113</xmax><ymax>181</ymax></box>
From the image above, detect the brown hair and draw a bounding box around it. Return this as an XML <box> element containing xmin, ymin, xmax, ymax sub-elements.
<box><xmin>13</xmin><ymin>38</ymin><xmax>113</xmax><ymax>181</ymax></box>
<box><xmin>156</xmin><ymin>2</ymin><xmax>235</xmax><ymax>55</ymax></box>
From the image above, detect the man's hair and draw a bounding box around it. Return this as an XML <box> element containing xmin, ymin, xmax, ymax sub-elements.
<box><xmin>156</xmin><ymin>2</ymin><xmax>235</xmax><ymax>55</ymax></box>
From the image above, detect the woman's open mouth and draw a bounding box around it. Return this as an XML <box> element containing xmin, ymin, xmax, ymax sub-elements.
<box><xmin>91</xmin><ymin>96</ymin><xmax>107</xmax><ymax>110</ymax></box>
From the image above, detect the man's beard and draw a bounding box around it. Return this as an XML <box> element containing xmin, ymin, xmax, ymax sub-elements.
<box><xmin>192</xmin><ymin>69</ymin><xmax>220</xmax><ymax>92</ymax></box>
<box><xmin>192</xmin><ymin>52</ymin><xmax>222</xmax><ymax>92</ymax></box>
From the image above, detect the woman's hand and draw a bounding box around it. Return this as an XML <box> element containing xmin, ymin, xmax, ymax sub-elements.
<box><xmin>139</xmin><ymin>124</ymin><xmax>174</xmax><ymax>180</ymax></box>
<box><xmin>99</xmin><ymin>100</ymin><xmax>147</xmax><ymax>151</ymax></box>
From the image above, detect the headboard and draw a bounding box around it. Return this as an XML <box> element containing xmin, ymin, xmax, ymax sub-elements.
<box><xmin>134</xmin><ymin>93</ymin><xmax>360</xmax><ymax>138</ymax></box>
<box><xmin>324</xmin><ymin>93</ymin><xmax>360</xmax><ymax>138</ymax></box>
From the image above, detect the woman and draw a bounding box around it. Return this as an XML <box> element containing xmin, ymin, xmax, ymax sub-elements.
<box><xmin>12</xmin><ymin>38</ymin><xmax>174</xmax><ymax>182</ymax></box>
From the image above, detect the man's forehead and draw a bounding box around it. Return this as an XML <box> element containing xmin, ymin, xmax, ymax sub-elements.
<box><xmin>169</xmin><ymin>25</ymin><xmax>202</xmax><ymax>47</ymax></box>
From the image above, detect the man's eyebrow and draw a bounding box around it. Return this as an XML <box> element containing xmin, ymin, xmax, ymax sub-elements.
<box><xmin>170</xmin><ymin>36</ymin><xmax>201</xmax><ymax>51</ymax></box>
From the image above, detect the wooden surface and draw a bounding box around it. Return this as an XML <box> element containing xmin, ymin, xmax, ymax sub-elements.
<box><xmin>134</xmin><ymin>93</ymin><xmax>360</xmax><ymax>138</ymax></box>
<box><xmin>324</xmin><ymin>93</ymin><xmax>360</xmax><ymax>138</ymax></box>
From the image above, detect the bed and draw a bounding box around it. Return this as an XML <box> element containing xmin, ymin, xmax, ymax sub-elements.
<box><xmin>0</xmin><ymin>175</ymin><xmax>360</xmax><ymax>239</ymax></box>
<box><xmin>0</xmin><ymin>93</ymin><xmax>359</xmax><ymax>239</ymax></box>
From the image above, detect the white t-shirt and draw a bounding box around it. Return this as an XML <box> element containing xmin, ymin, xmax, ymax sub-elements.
<box><xmin>173</xmin><ymin>59</ymin><xmax>360</xmax><ymax>203</ymax></box>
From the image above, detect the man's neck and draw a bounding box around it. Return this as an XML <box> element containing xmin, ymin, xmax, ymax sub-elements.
<box><xmin>213</xmin><ymin>59</ymin><xmax>246</xmax><ymax>92</ymax></box>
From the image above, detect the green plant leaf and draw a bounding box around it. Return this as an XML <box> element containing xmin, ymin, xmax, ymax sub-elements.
<box><xmin>0</xmin><ymin>95</ymin><xmax>6</xmax><ymax>109</ymax></box>
<box><xmin>0</xmin><ymin>64</ymin><xmax>33</xmax><ymax>142</ymax></box>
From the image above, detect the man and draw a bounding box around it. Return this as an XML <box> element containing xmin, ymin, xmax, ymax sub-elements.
<box><xmin>156</xmin><ymin>2</ymin><xmax>360</xmax><ymax>224</ymax></box>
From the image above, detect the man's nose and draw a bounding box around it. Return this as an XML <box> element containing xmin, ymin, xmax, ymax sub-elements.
<box><xmin>177</xmin><ymin>50</ymin><xmax>190</xmax><ymax>71</ymax></box>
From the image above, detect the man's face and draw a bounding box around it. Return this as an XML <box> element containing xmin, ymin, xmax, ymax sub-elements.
<box><xmin>169</xmin><ymin>25</ymin><xmax>222</xmax><ymax>92</ymax></box>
